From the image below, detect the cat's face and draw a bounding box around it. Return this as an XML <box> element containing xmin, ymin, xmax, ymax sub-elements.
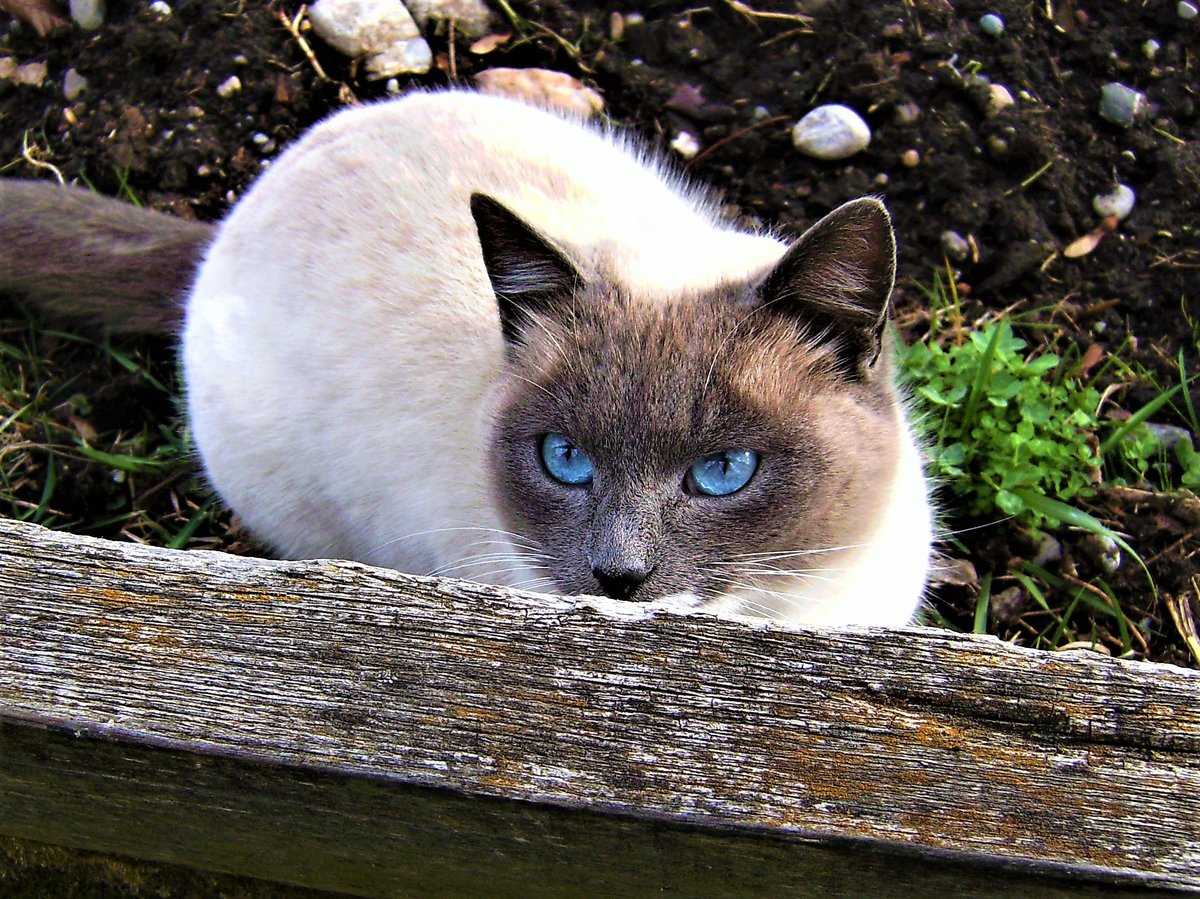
<box><xmin>472</xmin><ymin>194</ymin><xmax>906</xmax><ymax>609</ymax></box>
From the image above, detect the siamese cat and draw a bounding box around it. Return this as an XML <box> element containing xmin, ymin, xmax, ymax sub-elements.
<box><xmin>0</xmin><ymin>89</ymin><xmax>933</xmax><ymax>627</ymax></box>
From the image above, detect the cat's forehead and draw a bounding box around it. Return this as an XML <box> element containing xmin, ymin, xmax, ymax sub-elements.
<box><xmin>512</xmin><ymin>289</ymin><xmax>837</xmax><ymax>455</ymax></box>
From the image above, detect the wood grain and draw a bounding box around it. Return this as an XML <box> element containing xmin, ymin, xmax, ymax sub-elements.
<box><xmin>0</xmin><ymin>518</ymin><xmax>1197</xmax><ymax>888</ymax></box>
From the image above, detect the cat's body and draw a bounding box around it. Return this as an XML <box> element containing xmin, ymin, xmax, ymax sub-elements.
<box><xmin>0</xmin><ymin>90</ymin><xmax>933</xmax><ymax>627</ymax></box>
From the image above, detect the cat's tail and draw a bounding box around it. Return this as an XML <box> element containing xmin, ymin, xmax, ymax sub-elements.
<box><xmin>0</xmin><ymin>179</ymin><xmax>215</xmax><ymax>336</ymax></box>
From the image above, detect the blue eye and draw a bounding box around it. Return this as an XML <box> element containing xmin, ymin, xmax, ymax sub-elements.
<box><xmin>686</xmin><ymin>449</ymin><xmax>759</xmax><ymax>496</ymax></box>
<box><xmin>540</xmin><ymin>433</ymin><xmax>594</xmax><ymax>486</ymax></box>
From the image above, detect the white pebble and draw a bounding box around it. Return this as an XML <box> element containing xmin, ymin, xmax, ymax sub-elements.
<box><xmin>148</xmin><ymin>1</ymin><xmax>172</xmax><ymax>15</ymax></box>
<box><xmin>979</xmin><ymin>13</ymin><xmax>1004</xmax><ymax>36</ymax></box>
<box><xmin>69</xmin><ymin>0</ymin><xmax>105</xmax><ymax>31</ymax></box>
<box><xmin>893</xmin><ymin>102</ymin><xmax>920</xmax><ymax>126</ymax></box>
<box><xmin>791</xmin><ymin>104</ymin><xmax>871</xmax><ymax>161</ymax></box>
<box><xmin>308</xmin><ymin>0</ymin><xmax>432</xmax><ymax>78</ymax></box>
<box><xmin>1142</xmin><ymin>38</ymin><xmax>1160</xmax><ymax>60</ymax></box>
<box><xmin>1099</xmin><ymin>82</ymin><xmax>1145</xmax><ymax>127</ymax></box>
<box><xmin>1146</xmin><ymin>423</ymin><xmax>1193</xmax><ymax>448</ymax></box>
<box><xmin>940</xmin><ymin>230</ymin><xmax>970</xmax><ymax>263</ymax></box>
<box><xmin>13</xmin><ymin>61</ymin><xmax>47</xmax><ymax>87</ymax></box>
<box><xmin>670</xmin><ymin>131</ymin><xmax>700</xmax><ymax>159</ymax></box>
<box><xmin>1092</xmin><ymin>184</ymin><xmax>1135</xmax><ymax>220</ymax></box>
<box><xmin>1179</xmin><ymin>1</ymin><xmax>1198</xmax><ymax>20</ymax></box>
<box><xmin>987</xmin><ymin>84</ymin><xmax>1015</xmax><ymax>115</ymax></box>
<box><xmin>216</xmin><ymin>75</ymin><xmax>242</xmax><ymax>98</ymax></box>
<box><xmin>62</xmin><ymin>67</ymin><xmax>88</xmax><ymax>100</ymax></box>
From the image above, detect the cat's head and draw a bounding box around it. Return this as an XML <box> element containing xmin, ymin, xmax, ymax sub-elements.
<box><xmin>473</xmin><ymin>193</ymin><xmax>916</xmax><ymax>619</ymax></box>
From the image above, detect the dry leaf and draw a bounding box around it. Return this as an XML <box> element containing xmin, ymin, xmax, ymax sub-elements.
<box><xmin>0</xmin><ymin>0</ymin><xmax>68</xmax><ymax>36</ymax></box>
<box><xmin>1073</xmin><ymin>341</ymin><xmax>1106</xmax><ymax>378</ymax></box>
<box><xmin>475</xmin><ymin>68</ymin><xmax>604</xmax><ymax>119</ymax></box>
<box><xmin>1165</xmin><ymin>580</ymin><xmax>1200</xmax><ymax>666</ymax></box>
<box><xmin>469</xmin><ymin>32</ymin><xmax>512</xmax><ymax>55</ymax></box>
<box><xmin>1063</xmin><ymin>229</ymin><xmax>1104</xmax><ymax>258</ymax></box>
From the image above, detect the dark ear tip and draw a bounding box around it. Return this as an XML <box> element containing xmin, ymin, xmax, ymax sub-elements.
<box><xmin>830</xmin><ymin>196</ymin><xmax>893</xmax><ymax>231</ymax></box>
<box><xmin>469</xmin><ymin>192</ymin><xmax>497</xmax><ymax>216</ymax></box>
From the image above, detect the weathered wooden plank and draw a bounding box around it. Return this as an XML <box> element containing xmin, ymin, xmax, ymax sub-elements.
<box><xmin>0</xmin><ymin>518</ymin><xmax>1197</xmax><ymax>889</ymax></box>
<box><xmin>0</xmin><ymin>722</ymin><xmax>1159</xmax><ymax>898</ymax></box>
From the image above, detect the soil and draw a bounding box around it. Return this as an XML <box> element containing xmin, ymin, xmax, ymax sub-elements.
<box><xmin>0</xmin><ymin>0</ymin><xmax>1197</xmax><ymax>665</ymax></box>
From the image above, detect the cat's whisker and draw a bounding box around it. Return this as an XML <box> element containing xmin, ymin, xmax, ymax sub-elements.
<box><xmin>509</xmin><ymin>575</ymin><xmax>560</xmax><ymax>593</ymax></box>
<box><xmin>725</xmin><ymin>542</ymin><xmax>871</xmax><ymax>561</ymax></box>
<box><xmin>469</xmin><ymin>563</ymin><xmax>556</xmax><ymax>583</ymax></box>
<box><xmin>708</xmin><ymin>559</ymin><xmax>846</xmax><ymax>580</ymax></box>
<box><xmin>427</xmin><ymin>549</ymin><xmax>554</xmax><ymax>578</ymax></box>
<box><xmin>509</xmin><ymin>372</ymin><xmax>558</xmax><ymax>403</ymax></box>
<box><xmin>369</xmin><ymin>525</ymin><xmax>540</xmax><ymax>556</ymax></box>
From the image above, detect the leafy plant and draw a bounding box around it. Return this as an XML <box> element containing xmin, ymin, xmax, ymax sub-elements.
<box><xmin>898</xmin><ymin>274</ymin><xmax>1197</xmax><ymax>532</ymax></box>
<box><xmin>898</xmin><ymin>319</ymin><xmax>1102</xmax><ymax>528</ymax></box>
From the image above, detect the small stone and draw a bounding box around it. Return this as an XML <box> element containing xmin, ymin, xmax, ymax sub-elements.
<box><xmin>1092</xmin><ymin>184</ymin><xmax>1135</xmax><ymax>220</ymax></box>
<box><xmin>69</xmin><ymin>0</ymin><xmax>105</xmax><ymax>31</ymax></box>
<box><xmin>1142</xmin><ymin>39</ymin><xmax>1160</xmax><ymax>60</ymax></box>
<box><xmin>940</xmin><ymin>230</ymin><xmax>970</xmax><ymax>263</ymax></box>
<box><xmin>901</xmin><ymin>148</ymin><xmax>920</xmax><ymax>167</ymax></box>
<box><xmin>752</xmin><ymin>105</ymin><xmax>770</xmax><ymax>121</ymax></box>
<box><xmin>987</xmin><ymin>83</ymin><xmax>1015</xmax><ymax>115</ymax></box>
<box><xmin>216</xmin><ymin>75</ymin><xmax>242</xmax><ymax>98</ymax></box>
<box><xmin>1099</xmin><ymin>82</ymin><xmax>1146</xmax><ymax>127</ymax></box>
<box><xmin>13</xmin><ymin>61</ymin><xmax>47</xmax><ymax>87</ymax></box>
<box><xmin>1083</xmin><ymin>534</ymin><xmax>1121</xmax><ymax>574</ymax></box>
<box><xmin>62</xmin><ymin>67</ymin><xmax>87</xmax><ymax>101</ymax></box>
<box><xmin>893</xmin><ymin>102</ymin><xmax>920</xmax><ymax>126</ymax></box>
<box><xmin>1146</xmin><ymin>423</ymin><xmax>1194</xmax><ymax>449</ymax></box>
<box><xmin>385</xmin><ymin>77</ymin><xmax>401</xmax><ymax>94</ymax></box>
<box><xmin>474</xmin><ymin>68</ymin><xmax>604</xmax><ymax>119</ymax></box>
<box><xmin>1179</xmin><ymin>1</ymin><xmax>1198</xmax><ymax>20</ymax></box>
<box><xmin>308</xmin><ymin>0</ymin><xmax>432</xmax><ymax>78</ymax></box>
<box><xmin>927</xmin><ymin>557</ymin><xmax>978</xmax><ymax>588</ymax></box>
<box><xmin>1032</xmin><ymin>533</ymin><xmax>1063</xmax><ymax>567</ymax></box>
<box><xmin>979</xmin><ymin>12</ymin><xmax>1005</xmax><ymax>36</ymax></box>
<box><xmin>405</xmin><ymin>0</ymin><xmax>492</xmax><ymax>39</ymax></box>
<box><xmin>990</xmin><ymin>586</ymin><xmax>1025</xmax><ymax>625</ymax></box>
<box><xmin>791</xmin><ymin>104</ymin><xmax>871</xmax><ymax>161</ymax></box>
<box><xmin>609</xmin><ymin>11</ymin><xmax>624</xmax><ymax>41</ymax></box>
<box><xmin>986</xmin><ymin>135</ymin><xmax>1009</xmax><ymax>158</ymax></box>
<box><xmin>149</xmin><ymin>0</ymin><xmax>171</xmax><ymax>14</ymax></box>
<box><xmin>670</xmin><ymin>131</ymin><xmax>700</xmax><ymax>159</ymax></box>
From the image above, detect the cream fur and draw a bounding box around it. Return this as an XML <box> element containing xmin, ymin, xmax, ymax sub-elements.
<box><xmin>183</xmin><ymin>89</ymin><xmax>932</xmax><ymax>627</ymax></box>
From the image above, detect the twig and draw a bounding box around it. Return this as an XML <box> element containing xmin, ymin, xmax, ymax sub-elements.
<box><xmin>688</xmin><ymin>115</ymin><xmax>788</xmax><ymax>166</ymax></box>
<box><xmin>278</xmin><ymin>4</ymin><xmax>332</xmax><ymax>83</ymax></box>
<box><xmin>722</xmin><ymin>0</ymin><xmax>812</xmax><ymax>27</ymax></box>
<box><xmin>20</xmin><ymin>131</ymin><xmax>64</xmax><ymax>185</ymax></box>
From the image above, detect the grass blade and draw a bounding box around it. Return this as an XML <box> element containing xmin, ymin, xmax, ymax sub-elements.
<box><xmin>1011</xmin><ymin>487</ymin><xmax>1155</xmax><ymax>597</ymax></box>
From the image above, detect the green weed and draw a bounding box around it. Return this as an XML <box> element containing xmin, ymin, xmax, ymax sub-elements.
<box><xmin>898</xmin><ymin>279</ymin><xmax>1197</xmax><ymax>531</ymax></box>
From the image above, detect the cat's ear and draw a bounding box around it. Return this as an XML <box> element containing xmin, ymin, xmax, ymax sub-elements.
<box><xmin>470</xmin><ymin>193</ymin><xmax>582</xmax><ymax>347</ymax></box>
<box><xmin>757</xmin><ymin>198</ymin><xmax>896</xmax><ymax>377</ymax></box>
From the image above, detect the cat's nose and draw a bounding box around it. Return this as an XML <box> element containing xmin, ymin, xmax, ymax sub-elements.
<box><xmin>592</xmin><ymin>565</ymin><xmax>652</xmax><ymax>600</ymax></box>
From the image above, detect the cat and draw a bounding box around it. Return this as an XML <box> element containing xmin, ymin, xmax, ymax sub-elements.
<box><xmin>0</xmin><ymin>89</ymin><xmax>934</xmax><ymax>627</ymax></box>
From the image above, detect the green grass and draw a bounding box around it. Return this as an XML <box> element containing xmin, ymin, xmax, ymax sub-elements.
<box><xmin>898</xmin><ymin>275</ymin><xmax>1198</xmax><ymax>529</ymax></box>
<box><xmin>898</xmin><ymin>272</ymin><xmax>1199</xmax><ymax>659</ymax></box>
<box><xmin>0</xmin><ymin>312</ymin><xmax>226</xmax><ymax>549</ymax></box>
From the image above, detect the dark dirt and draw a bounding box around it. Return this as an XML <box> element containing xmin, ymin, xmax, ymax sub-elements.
<box><xmin>0</xmin><ymin>0</ymin><xmax>1197</xmax><ymax>665</ymax></box>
